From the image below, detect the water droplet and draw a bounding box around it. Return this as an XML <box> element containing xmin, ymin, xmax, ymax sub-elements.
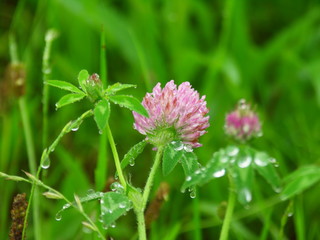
<box><xmin>41</xmin><ymin>157</ymin><xmax>51</xmax><ymax>169</ymax></box>
<box><xmin>220</xmin><ymin>156</ymin><xmax>229</xmax><ymax>163</ymax></box>
<box><xmin>254</xmin><ymin>157</ymin><xmax>268</xmax><ymax>167</ymax></box>
<box><xmin>238</xmin><ymin>156</ymin><xmax>252</xmax><ymax>168</ymax></box>
<box><xmin>63</xmin><ymin>203</ymin><xmax>70</xmax><ymax>209</ymax></box>
<box><xmin>108</xmin><ymin>209</ymin><xmax>113</xmax><ymax>213</ymax></box>
<box><xmin>242</xmin><ymin>188</ymin><xmax>252</xmax><ymax>202</ymax></box>
<box><xmin>274</xmin><ymin>187</ymin><xmax>282</xmax><ymax>193</ymax></box>
<box><xmin>129</xmin><ymin>158</ymin><xmax>135</xmax><ymax>166</ymax></box>
<box><xmin>171</xmin><ymin>141</ymin><xmax>184</xmax><ymax>151</ymax></box>
<box><xmin>190</xmin><ymin>191</ymin><xmax>196</xmax><ymax>198</ymax></box>
<box><xmin>227</xmin><ymin>146</ymin><xmax>239</xmax><ymax>157</ymax></box>
<box><xmin>110</xmin><ymin>222</ymin><xmax>116</xmax><ymax>228</ymax></box>
<box><xmin>71</xmin><ymin>126</ymin><xmax>79</xmax><ymax>131</ymax></box>
<box><xmin>99</xmin><ymin>130</ymin><xmax>103</xmax><ymax>135</ymax></box>
<box><xmin>195</xmin><ymin>169</ymin><xmax>201</xmax><ymax>175</ymax></box>
<box><xmin>102</xmin><ymin>224</ymin><xmax>108</xmax><ymax>230</ymax></box>
<box><xmin>50</xmin><ymin>147</ymin><xmax>55</xmax><ymax>152</ymax></box>
<box><xmin>287</xmin><ymin>212</ymin><xmax>294</xmax><ymax>217</ymax></box>
<box><xmin>213</xmin><ymin>168</ymin><xmax>226</xmax><ymax>178</ymax></box>
<box><xmin>184</xmin><ymin>145</ymin><xmax>193</xmax><ymax>152</ymax></box>
<box><xmin>55</xmin><ymin>212</ymin><xmax>62</xmax><ymax>221</ymax></box>
<box><xmin>119</xmin><ymin>202</ymin><xmax>126</xmax><ymax>209</ymax></box>
<box><xmin>186</xmin><ymin>176</ymin><xmax>192</xmax><ymax>181</ymax></box>
<box><xmin>87</xmin><ymin>189</ymin><xmax>95</xmax><ymax>195</ymax></box>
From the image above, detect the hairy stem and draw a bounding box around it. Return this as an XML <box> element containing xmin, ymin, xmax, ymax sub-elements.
<box><xmin>136</xmin><ymin>146</ymin><xmax>164</xmax><ymax>240</ymax></box>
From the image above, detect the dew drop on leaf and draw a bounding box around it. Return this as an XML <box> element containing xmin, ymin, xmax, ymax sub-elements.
<box><xmin>227</xmin><ymin>146</ymin><xmax>239</xmax><ymax>157</ymax></box>
<box><xmin>238</xmin><ymin>156</ymin><xmax>252</xmax><ymax>168</ymax></box>
<box><xmin>110</xmin><ymin>222</ymin><xmax>116</xmax><ymax>228</ymax></box>
<box><xmin>87</xmin><ymin>189</ymin><xmax>95</xmax><ymax>195</ymax></box>
<box><xmin>212</xmin><ymin>168</ymin><xmax>226</xmax><ymax>178</ymax></box>
<box><xmin>129</xmin><ymin>158</ymin><xmax>135</xmax><ymax>166</ymax></box>
<box><xmin>184</xmin><ymin>145</ymin><xmax>193</xmax><ymax>152</ymax></box>
<box><xmin>254</xmin><ymin>157</ymin><xmax>268</xmax><ymax>167</ymax></box>
<box><xmin>119</xmin><ymin>202</ymin><xmax>126</xmax><ymax>209</ymax></box>
<box><xmin>186</xmin><ymin>176</ymin><xmax>192</xmax><ymax>181</ymax></box>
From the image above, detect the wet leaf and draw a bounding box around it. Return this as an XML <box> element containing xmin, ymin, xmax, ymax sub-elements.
<box><xmin>78</xmin><ymin>69</ymin><xmax>89</xmax><ymax>93</ymax></box>
<box><xmin>100</xmin><ymin>192</ymin><xmax>132</xmax><ymax>227</ymax></box>
<box><xmin>253</xmin><ymin>150</ymin><xmax>281</xmax><ymax>191</ymax></box>
<box><xmin>162</xmin><ymin>141</ymin><xmax>184</xmax><ymax>176</ymax></box>
<box><xmin>56</xmin><ymin>93</ymin><xmax>86</xmax><ymax>108</ymax></box>
<box><xmin>106</xmin><ymin>83</ymin><xmax>136</xmax><ymax>95</ymax></box>
<box><xmin>46</xmin><ymin>80</ymin><xmax>84</xmax><ymax>94</ymax></box>
<box><xmin>121</xmin><ymin>140</ymin><xmax>147</xmax><ymax>169</ymax></box>
<box><xmin>94</xmin><ymin>99</ymin><xmax>110</xmax><ymax>132</ymax></box>
<box><xmin>109</xmin><ymin>95</ymin><xmax>149</xmax><ymax>117</ymax></box>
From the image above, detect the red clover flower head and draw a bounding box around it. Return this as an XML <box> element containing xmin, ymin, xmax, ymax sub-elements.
<box><xmin>133</xmin><ymin>80</ymin><xmax>210</xmax><ymax>148</ymax></box>
<box><xmin>225</xmin><ymin>99</ymin><xmax>262</xmax><ymax>142</ymax></box>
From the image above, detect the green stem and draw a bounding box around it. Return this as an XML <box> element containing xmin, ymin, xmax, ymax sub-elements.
<box><xmin>21</xmin><ymin>110</ymin><xmax>93</xmax><ymax>240</ymax></box>
<box><xmin>106</xmin><ymin>124</ymin><xmax>127</xmax><ymax>190</ymax></box>
<box><xmin>142</xmin><ymin>146</ymin><xmax>164</xmax><ymax>209</ymax></box>
<box><xmin>193</xmin><ymin>189</ymin><xmax>202</xmax><ymax>240</ymax></box>
<box><xmin>219</xmin><ymin>174</ymin><xmax>236</xmax><ymax>240</ymax></box>
<box><xmin>19</xmin><ymin>98</ymin><xmax>41</xmax><ymax>240</ymax></box>
<box><xmin>136</xmin><ymin>209</ymin><xmax>147</xmax><ymax>240</ymax></box>
<box><xmin>42</xmin><ymin>29</ymin><xmax>58</xmax><ymax>148</ymax></box>
<box><xmin>136</xmin><ymin>146</ymin><xmax>164</xmax><ymax>240</ymax></box>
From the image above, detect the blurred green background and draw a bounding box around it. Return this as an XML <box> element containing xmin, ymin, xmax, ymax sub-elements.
<box><xmin>1</xmin><ymin>0</ymin><xmax>320</xmax><ymax>239</ymax></box>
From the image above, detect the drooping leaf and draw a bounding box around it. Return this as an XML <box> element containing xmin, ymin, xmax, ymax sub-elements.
<box><xmin>55</xmin><ymin>93</ymin><xmax>86</xmax><ymax>109</ymax></box>
<box><xmin>94</xmin><ymin>99</ymin><xmax>110</xmax><ymax>132</ymax></box>
<box><xmin>78</xmin><ymin>69</ymin><xmax>89</xmax><ymax>93</ymax></box>
<box><xmin>281</xmin><ymin>166</ymin><xmax>320</xmax><ymax>200</ymax></box>
<box><xmin>108</xmin><ymin>95</ymin><xmax>149</xmax><ymax>117</ymax></box>
<box><xmin>46</xmin><ymin>80</ymin><xmax>84</xmax><ymax>94</ymax></box>
<box><xmin>253</xmin><ymin>150</ymin><xmax>281</xmax><ymax>191</ymax></box>
<box><xmin>162</xmin><ymin>141</ymin><xmax>185</xmax><ymax>176</ymax></box>
<box><xmin>106</xmin><ymin>83</ymin><xmax>136</xmax><ymax>95</ymax></box>
<box><xmin>100</xmin><ymin>192</ymin><xmax>132</xmax><ymax>227</ymax></box>
<box><xmin>121</xmin><ymin>140</ymin><xmax>147</xmax><ymax>169</ymax></box>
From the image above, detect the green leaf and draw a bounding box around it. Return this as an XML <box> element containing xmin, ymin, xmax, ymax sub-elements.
<box><xmin>78</xmin><ymin>69</ymin><xmax>89</xmax><ymax>93</ymax></box>
<box><xmin>106</xmin><ymin>83</ymin><xmax>136</xmax><ymax>95</ymax></box>
<box><xmin>233</xmin><ymin>149</ymin><xmax>254</xmax><ymax>205</ymax></box>
<box><xmin>281</xmin><ymin>166</ymin><xmax>320</xmax><ymax>200</ymax></box>
<box><xmin>162</xmin><ymin>141</ymin><xmax>185</xmax><ymax>176</ymax></box>
<box><xmin>55</xmin><ymin>93</ymin><xmax>86</xmax><ymax>109</ymax></box>
<box><xmin>121</xmin><ymin>140</ymin><xmax>147</xmax><ymax>169</ymax></box>
<box><xmin>100</xmin><ymin>192</ymin><xmax>132</xmax><ymax>227</ymax></box>
<box><xmin>94</xmin><ymin>99</ymin><xmax>110</xmax><ymax>132</ymax></box>
<box><xmin>181</xmin><ymin>149</ymin><xmax>227</xmax><ymax>191</ymax></box>
<box><xmin>108</xmin><ymin>95</ymin><xmax>149</xmax><ymax>117</ymax></box>
<box><xmin>46</xmin><ymin>80</ymin><xmax>84</xmax><ymax>94</ymax></box>
<box><xmin>253</xmin><ymin>151</ymin><xmax>281</xmax><ymax>192</ymax></box>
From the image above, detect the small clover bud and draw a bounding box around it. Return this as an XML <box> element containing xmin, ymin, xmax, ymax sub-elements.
<box><xmin>84</xmin><ymin>73</ymin><xmax>103</xmax><ymax>102</ymax></box>
<box><xmin>225</xmin><ymin>99</ymin><xmax>262</xmax><ymax>142</ymax></box>
<box><xmin>133</xmin><ymin>80</ymin><xmax>210</xmax><ymax>148</ymax></box>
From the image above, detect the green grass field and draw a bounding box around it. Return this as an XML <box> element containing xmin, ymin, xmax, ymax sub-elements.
<box><xmin>1</xmin><ymin>0</ymin><xmax>320</xmax><ymax>239</ymax></box>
